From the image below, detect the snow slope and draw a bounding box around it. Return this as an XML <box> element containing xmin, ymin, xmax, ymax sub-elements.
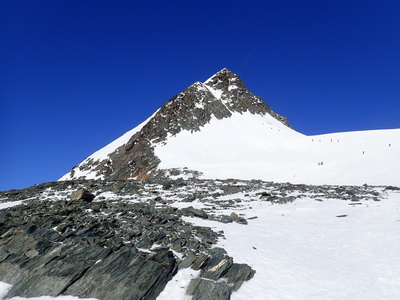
<box><xmin>159</xmin><ymin>188</ymin><xmax>400</xmax><ymax>300</ymax></box>
<box><xmin>155</xmin><ymin>111</ymin><xmax>400</xmax><ymax>186</ymax></box>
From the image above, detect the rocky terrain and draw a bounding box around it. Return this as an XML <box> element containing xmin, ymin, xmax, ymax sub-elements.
<box><xmin>1</xmin><ymin>175</ymin><xmax>396</xmax><ymax>299</ymax></box>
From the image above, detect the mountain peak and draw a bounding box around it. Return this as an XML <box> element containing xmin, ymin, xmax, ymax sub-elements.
<box><xmin>60</xmin><ymin>69</ymin><xmax>291</xmax><ymax>182</ymax></box>
<box><xmin>204</xmin><ymin>68</ymin><xmax>242</xmax><ymax>90</ymax></box>
<box><xmin>203</xmin><ymin>68</ymin><xmax>246</xmax><ymax>104</ymax></box>
<box><xmin>214</xmin><ymin>67</ymin><xmax>235</xmax><ymax>76</ymax></box>
<box><xmin>212</xmin><ymin>67</ymin><xmax>234</xmax><ymax>75</ymax></box>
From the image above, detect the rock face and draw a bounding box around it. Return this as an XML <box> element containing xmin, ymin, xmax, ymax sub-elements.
<box><xmin>61</xmin><ymin>68</ymin><xmax>290</xmax><ymax>182</ymax></box>
<box><xmin>0</xmin><ymin>200</ymin><xmax>177</xmax><ymax>299</ymax></box>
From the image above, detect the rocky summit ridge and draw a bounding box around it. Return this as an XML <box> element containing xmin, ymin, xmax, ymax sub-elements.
<box><xmin>61</xmin><ymin>68</ymin><xmax>290</xmax><ymax>182</ymax></box>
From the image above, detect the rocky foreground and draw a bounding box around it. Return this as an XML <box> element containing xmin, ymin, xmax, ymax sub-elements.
<box><xmin>0</xmin><ymin>176</ymin><xmax>397</xmax><ymax>299</ymax></box>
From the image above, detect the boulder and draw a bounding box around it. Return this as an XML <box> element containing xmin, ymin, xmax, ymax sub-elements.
<box><xmin>181</xmin><ymin>206</ymin><xmax>208</xmax><ymax>219</ymax></box>
<box><xmin>187</xmin><ymin>278</ymin><xmax>231</xmax><ymax>300</ymax></box>
<box><xmin>200</xmin><ymin>248</ymin><xmax>233</xmax><ymax>281</ymax></box>
<box><xmin>224</xmin><ymin>263</ymin><xmax>256</xmax><ymax>291</ymax></box>
<box><xmin>70</xmin><ymin>189</ymin><xmax>95</xmax><ymax>202</ymax></box>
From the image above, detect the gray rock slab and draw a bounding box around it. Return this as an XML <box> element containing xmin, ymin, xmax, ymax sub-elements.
<box><xmin>187</xmin><ymin>278</ymin><xmax>232</xmax><ymax>300</ymax></box>
<box><xmin>66</xmin><ymin>247</ymin><xmax>175</xmax><ymax>300</ymax></box>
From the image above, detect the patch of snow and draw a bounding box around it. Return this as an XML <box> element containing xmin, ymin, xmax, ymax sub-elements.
<box><xmin>194</xmin><ymin>102</ymin><xmax>204</xmax><ymax>109</ymax></box>
<box><xmin>228</xmin><ymin>84</ymin><xmax>238</xmax><ymax>91</ymax></box>
<box><xmin>7</xmin><ymin>297</ymin><xmax>98</xmax><ymax>300</ymax></box>
<box><xmin>0</xmin><ymin>282</ymin><xmax>11</xmax><ymax>299</ymax></box>
<box><xmin>204</xmin><ymin>84</ymin><xmax>223</xmax><ymax>100</ymax></box>
<box><xmin>192</xmin><ymin>81</ymin><xmax>209</xmax><ymax>93</ymax></box>
<box><xmin>0</xmin><ymin>201</ymin><xmax>23</xmax><ymax>210</ymax></box>
<box><xmin>157</xmin><ymin>268</ymin><xmax>201</xmax><ymax>300</ymax></box>
<box><xmin>136</xmin><ymin>248</ymin><xmax>154</xmax><ymax>254</ymax></box>
<box><xmin>0</xmin><ymin>281</ymin><xmax>98</xmax><ymax>300</ymax></box>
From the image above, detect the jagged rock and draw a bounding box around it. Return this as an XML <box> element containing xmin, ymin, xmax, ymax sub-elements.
<box><xmin>179</xmin><ymin>251</ymin><xmax>198</xmax><ymax>269</ymax></box>
<box><xmin>385</xmin><ymin>186</ymin><xmax>400</xmax><ymax>191</ymax></box>
<box><xmin>136</xmin><ymin>236</ymin><xmax>153</xmax><ymax>249</ymax></box>
<box><xmin>256</xmin><ymin>191</ymin><xmax>271</xmax><ymax>198</ymax></box>
<box><xmin>236</xmin><ymin>217</ymin><xmax>248</xmax><ymax>225</ymax></box>
<box><xmin>187</xmin><ymin>278</ymin><xmax>232</xmax><ymax>300</ymax></box>
<box><xmin>70</xmin><ymin>188</ymin><xmax>95</xmax><ymax>202</ymax></box>
<box><xmin>183</xmin><ymin>194</ymin><xmax>197</xmax><ymax>202</ymax></box>
<box><xmin>214</xmin><ymin>215</ymin><xmax>234</xmax><ymax>223</ymax></box>
<box><xmin>65</xmin><ymin>247</ymin><xmax>176</xmax><ymax>300</ymax></box>
<box><xmin>191</xmin><ymin>253</ymin><xmax>210</xmax><ymax>270</ymax></box>
<box><xmin>181</xmin><ymin>206</ymin><xmax>209</xmax><ymax>219</ymax></box>
<box><xmin>224</xmin><ymin>263</ymin><xmax>256</xmax><ymax>291</ymax></box>
<box><xmin>149</xmin><ymin>248</ymin><xmax>177</xmax><ymax>274</ymax></box>
<box><xmin>171</xmin><ymin>238</ymin><xmax>186</xmax><ymax>252</ymax></box>
<box><xmin>200</xmin><ymin>248</ymin><xmax>233</xmax><ymax>280</ymax></box>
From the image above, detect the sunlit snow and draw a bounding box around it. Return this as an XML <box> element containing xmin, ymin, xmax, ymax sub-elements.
<box><xmin>155</xmin><ymin>111</ymin><xmax>400</xmax><ymax>186</ymax></box>
<box><xmin>204</xmin><ymin>84</ymin><xmax>223</xmax><ymax>100</ymax></box>
<box><xmin>180</xmin><ymin>189</ymin><xmax>400</xmax><ymax>300</ymax></box>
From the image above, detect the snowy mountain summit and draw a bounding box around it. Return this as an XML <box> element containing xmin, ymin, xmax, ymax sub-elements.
<box><xmin>61</xmin><ymin>68</ymin><xmax>400</xmax><ymax>187</ymax></box>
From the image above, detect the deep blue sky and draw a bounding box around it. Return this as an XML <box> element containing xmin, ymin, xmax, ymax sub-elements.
<box><xmin>1</xmin><ymin>0</ymin><xmax>399</xmax><ymax>191</ymax></box>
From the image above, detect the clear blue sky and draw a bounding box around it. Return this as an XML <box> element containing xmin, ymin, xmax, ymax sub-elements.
<box><xmin>1</xmin><ymin>0</ymin><xmax>399</xmax><ymax>191</ymax></box>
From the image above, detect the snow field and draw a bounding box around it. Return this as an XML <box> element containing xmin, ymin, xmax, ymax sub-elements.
<box><xmin>155</xmin><ymin>111</ymin><xmax>400</xmax><ymax>186</ymax></box>
<box><xmin>175</xmin><ymin>190</ymin><xmax>400</xmax><ymax>300</ymax></box>
<box><xmin>157</xmin><ymin>268</ymin><xmax>201</xmax><ymax>300</ymax></box>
